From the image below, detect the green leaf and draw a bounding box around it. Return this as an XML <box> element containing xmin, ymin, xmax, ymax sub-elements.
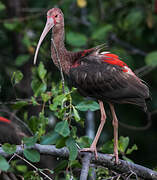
<box><xmin>66</xmin><ymin>173</ymin><xmax>71</xmax><ymax>180</ymax></box>
<box><xmin>15</xmin><ymin>54</ymin><xmax>30</xmax><ymax>66</ymax></box>
<box><xmin>4</xmin><ymin>21</ymin><xmax>18</xmax><ymax>31</ymax></box>
<box><xmin>76</xmin><ymin>136</ymin><xmax>92</xmax><ymax>149</ymax></box>
<box><xmin>92</xmin><ymin>25</ymin><xmax>113</xmax><ymax>40</ymax></box>
<box><xmin>38</xmin><ymin>62</ymin><xmax>47</xmax><ymax>81</ymax></box>
<box><xmin>118</xmin><ymin>136</ymin><xmax>129</xmax><ymax>153</ymax></box>
<box><xmin>2</xmin><ymin>143</ymin><xmax>16</xmax><ymax>154</ymax></box>
<box><xmin>145</xmin><ymin>51</ymin><xmax>157</xmax><ymax>66</ymax></box>
<box><xmin>16</xmin><ymin>165</ymin><xmax>28</xmax><ymax>173</ymax></box>
<box><xmin>72</xmin><ymin>106</ymin><xmax>81</xmax><ymax>122</ymax></box>
<box><xmin>0</xmin><ymin>155</ymin><xmax>10</xmax><ymax>171</ymax></box>
<box><xmin>0</xmin><ymin>2</ymin><xmax>5</xmax><ymax>11</ymax></box>
<box><xmin>55</xmin><ymin>121</ymin><xmax>70</xmax><ymax>137</ymax></box>
<box><xmin>122</xmin><ymin>155</ymin><xmax>134</xmax><ymax>163</ymax></box>
<box><xmin>69</xmin><ymin>160</ymin><xmax>81</xmax><ymax>168</ymax></box>
<box><xmin>53</xmin><ymin>94</ymin><xmax>67</xmax><ymax>106</ymax></box>
<box><xmin>31</xmin><ymin>79</ymin><xmax>47</xmax><ymax>97</ymax></box>
<box><xmin>50</xmin><ymin>94</ymin><xmax>67</xmax><ymax>111</ymax></box>
<box><xmin>23</xmin><ymin>149</ymin><xmax>40</xmax><ymax>163</ymax></box>
<box><xmin>31</xmin><ymin>96</ymin><xmax>38</xmax><ymax>106</ymax></box>
<box><xmin>100</xmin><ymin>141</ymin><xmax>114</xmax><ymax>154</ymax></box>
<box><xmin>28</xmin><ymin>116</ymin><xmax>39</xmax><ymax>133</ymax></box>
<box><xmin>124</xmin><ymin>10</ymin><xmax>143</xmax><ymax>30</ymax></box>
<box><xmin>12</xmin><ymin>101</ymin><xmax>28</xmax><ymax>109</ymax></box>
<box><xmin>54</xmin><ymin>160</ymin><xmax>68</xmax><ymax>173</ymax></box>
<box><xmin>41</xmin><ymin>92</ymin><xmax>51</xmax><ymax>103</ymax></box>
<box><xmin>39</xmin><ymin>112</ymin><xmax>49</xmax><ymax>124</ymax></box>
<box><xmin>36</xmin><ymin>112</ymin><xmax>48</xmax><ymax>137</ymax></box>
<box><xmin>11</xmin><ymin>70</ymin><xmax>23</xmax><ymax>85</ymax></box>
<box><xmin>126</xmin><ymin>144</ymin><xmax>138</xmax><ymax>155</ymax></box>
<box><xmin>22</xmin><ymin>35</ymin><xmax>31</xmax><ymax>48</ymax></box>
<box><xmin>66</xmin><ymin>137</ymin><xmax>78</xmax><ymax>161</ymax></box>
<box><xmin>75</xmin><ymin>100</ymin><xmax>100</xmax><ymax>111</ymax></box>
<box><xmin>71</xmin><ymin>126</ymin><xmax>77</xmax><ymax>139</ymax></box>
<box><xmin>23</xmin><ymin>136</ymin><xmax>38</xmax><ymax>147</ymax></box>
<box><xmin>56</xmin><ymin>137</ymin><xmax>67</xmax><ymax>148</ymax></box>
<box><xmin>66</xmin><ymin>31</ymin><xmax>87</xmax><ymax>47</ymax></box>
<box><xmin>40</xmin><ymin>131</ymin><xmax>60</xmax><ymax>145</ymax></box>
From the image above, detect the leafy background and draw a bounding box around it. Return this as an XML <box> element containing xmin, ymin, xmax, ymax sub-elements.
<box><xmin>0</xmin><ymin>0</ymin><xmax>157</xmax><ymax>178</ymax></box>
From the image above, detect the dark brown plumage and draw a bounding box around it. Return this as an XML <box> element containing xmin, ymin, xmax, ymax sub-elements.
<box><xmin>69</xmin><ymin>56</ymin><xmax>149</xmax><ymax>111</ymax></box>
<box><xmin>0</xmin><ymin>116</ymin><xmax>26</xmax><ymax>144</ymax></box>
<box><xmin>34</xmin><ymin>8</ymin><xmax>150</xmax><ymax>163</ymax></box>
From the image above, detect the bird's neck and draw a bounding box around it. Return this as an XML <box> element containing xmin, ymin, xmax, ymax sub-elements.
<box><xmin>51</xmin><ymin>26</ymin><xmax>71</xmax><ymax>74</ymax></box>
<box><xmin>51</xmin><ymin>25</ymin><xmax>83</xmax><ymax>74</ymax></box>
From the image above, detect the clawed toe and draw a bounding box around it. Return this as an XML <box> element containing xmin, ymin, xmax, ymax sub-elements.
<box><xmin>80</xmin><ymin>147</ymin><xmax>98</xmax><ymax>159</ymax></box>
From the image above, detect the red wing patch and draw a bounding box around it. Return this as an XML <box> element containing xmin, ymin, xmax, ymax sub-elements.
<box><xmin>102</xmin><ymin>53</ymin><xmax>127</xmax><ymax>67</ymax></box>
<box><xmin>0</xmin><ymin>117</ymin><xmax>11</xmax><ymax>123</ymax></box>
<box><xmin>72</xmin><ymin>49</ymin><xmax>94</xmax><ymax>68</ymax></box>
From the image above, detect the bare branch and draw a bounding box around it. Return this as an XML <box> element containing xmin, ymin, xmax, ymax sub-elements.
<box><xmin>14</xmin><ymin>153</ymin><xmax>53</xmax><ymax>180</ymax></box>
<box><xmin>108</xmin><ymin>33</ymin><xmax>157</xmax><ymax>77</ymax></box>
<box><xmin>0</xmin><ymin>144</ymin><xmax>157</xmax><ymax>179</ymax></box>
<box><xmin>109</xmin><ymin>33</ymin><xmax>147</xmax><ymax>56</ymax></box>
<box><xmin>80</xmin><ymin>153</ymin><xmax>92</xmax><ymax>180</ymax></box>
<box><xmin>0</xmin><ymin>13</ymin><xmax>42</xmax><ymax>23</ymax></box>
<box><xmin>135</xmin><ymin>65</ymin><xmax>157</xmax><ymax>77</ymax></box>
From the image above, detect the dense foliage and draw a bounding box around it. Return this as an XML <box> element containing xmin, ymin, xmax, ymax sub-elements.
<box><xmin>0</xmin><ymin>0</ymin><xmax>157</xmax><ymax>179</ymax></box>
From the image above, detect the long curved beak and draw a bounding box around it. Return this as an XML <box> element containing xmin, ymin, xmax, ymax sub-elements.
<box><xmin>34</xmin><ymin>17</ymin><xmax>55</xmax><ymax>64</ymax></box>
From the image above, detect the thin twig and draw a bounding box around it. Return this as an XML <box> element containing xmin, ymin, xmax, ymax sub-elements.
<box><xmin>126</xmin><ymin>170</ymin><xmax>138</xmax><ymax>180</ymax></box>
<box><xmin>0</xmin><ymin>13</ymin><xmax>43</xmax><ymax>23</ymax></box>
<box><xmin>8</xmin><ymin>154</ymin><xmax>16</xmax><ymax>163</ymax></box>
<box><xmin>20</xmin><ymin>8</ymin><xmax>45</xmax><ymax>13</ymax></box>
<box><xmin>97</xmin><ymin>0</ymin><xmax>105</xmax><ymax>20</ymax></box>
<box><xmin>14</xmin><ymin>153</ymin><xmax>53</xmax><ymax>180</ymax></box>
<box><xmin>109</xmin><ymin>33</ymin><xmax>147</xmax><ymax>56</ymax></box>
<box><xmin>135</xmin><ymin>65</ymin><xmax>157</xmax><ymax>77</ymax></box>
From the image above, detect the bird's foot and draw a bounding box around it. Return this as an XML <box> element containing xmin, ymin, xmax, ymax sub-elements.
<box><xmin>80</xmin><ymin>146</ymin><xmax>98</xmax><ymax>159</ymax></box>
<box><xmin>110</xmin><ymin>153</ymin><xmax>119</xmax><ymax>164</ymax></box>
<box><xmin>114</xmin><ymin>152</ymin><xmax>119</xmax><ymax>164</ymax></box>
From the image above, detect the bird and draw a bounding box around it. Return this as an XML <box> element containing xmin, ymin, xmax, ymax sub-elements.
<box><xmin>0</xmin><ymin>116</ymin><xmax>26</xmax><ymax>144</ymax></box>
<box><xmin>0</xmin><ymin>116</ymin><xmax>57</xmax><ymax>179</ymax></box>
<box><xmin>33</xmin><ymin>8</ymin><xmax>150</xmax><ymax>163</ymax></box>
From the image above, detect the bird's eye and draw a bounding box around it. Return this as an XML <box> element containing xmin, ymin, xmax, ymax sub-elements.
<box><xmin>55</xmin><ymin>14</ymin><xmax>58</xmax><ymax>18</ymax></box>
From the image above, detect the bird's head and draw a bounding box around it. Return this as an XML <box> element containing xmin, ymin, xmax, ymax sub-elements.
<box><xmin>34</xmin><ymin>8</ymin><xmax>64</xmax><ymax>64</ymax></box>
<box><xmin>47</xmin><ymin>8</ymin><xmax>64</xmax><ymax>26</ymax></box>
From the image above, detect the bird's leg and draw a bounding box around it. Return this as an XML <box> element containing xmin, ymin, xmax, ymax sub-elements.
<box><xmin>80</xmin><ymin>100</ymin><xmax>106</xmax><ymax>158</ymax></box>
<box><xmin>109</xmin><ymin>103</ymin><xmax>119</xmax><ymax>164</ymax></box>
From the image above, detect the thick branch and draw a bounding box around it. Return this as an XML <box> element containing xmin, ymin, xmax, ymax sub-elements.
<box><xmin>0</xmin><ymin>144</ymin><xmax>157</xmax><ymax>179</ymax></box>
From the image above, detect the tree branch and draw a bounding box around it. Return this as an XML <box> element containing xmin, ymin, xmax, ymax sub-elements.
<box><xmin>109</xmin><ymin>33</ymin><xmax>147</xmax><ymax>56</ymax></box>
<box><xmin>80</xmin><ymin>153</ymin><xmax>92</xmax><ymax>180</ymax></box>
<box><xmin>0</xmin><ymin>144</ymin><xmax>157</xmax><ymax>179</ymax></box>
